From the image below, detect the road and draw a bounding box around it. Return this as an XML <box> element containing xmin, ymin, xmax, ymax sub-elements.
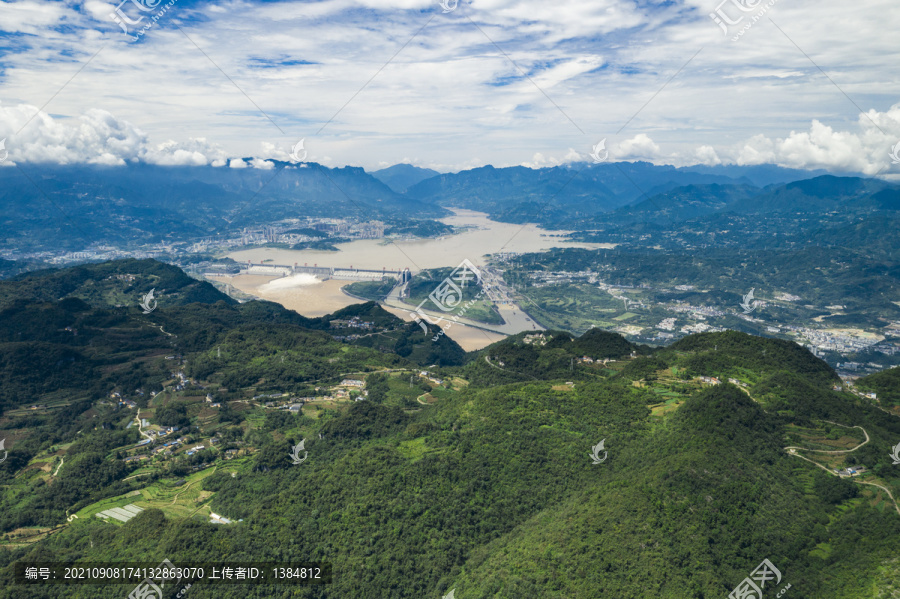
<box><xmin>784</xmin><ymin>423</ymin><xmax>899</xmax><ymax>516</ymax></box>
<box><xmin>383</xmin><ymin>281</ymin><xmax>543</xmax><ymax>336</ymax></box>
<box><xmin>483</xmin><ymin>355</ymin><xmax>538</xmax><ymax>380</ymax></box>
<box><xmin>136</xmin><ymin>415</ymin><xmax>152</xmax><ymax>441</ymax></box>
<box><xmin>783</xmin><ymin>422</ymin><xmax>869</xmax><ymax>454</ymax></box>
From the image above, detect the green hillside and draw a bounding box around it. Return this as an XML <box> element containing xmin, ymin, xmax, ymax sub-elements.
<box><xmin>857</xmin><ymin>367</ymin><xmax>900</xmax><ymax>409</ymax></box>
<box><xmin>0</xmin><ymin>262</ymin><xmax>898</xmax><ymax>598</ymax></box>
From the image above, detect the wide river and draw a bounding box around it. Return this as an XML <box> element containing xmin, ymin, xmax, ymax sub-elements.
<box><xmin>223</xmin><ymin>210</ymin><xmax>611</xmax><ymax>350</ymax></box>
<box><xmin>228</xmin><ymin>209</ymin><xmax>609</xmax><ymax>271</ymax></box>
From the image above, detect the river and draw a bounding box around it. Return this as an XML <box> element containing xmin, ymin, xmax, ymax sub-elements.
<box><xmin>221</xmin><ymin>210</ymin><xmax>611</xmax><ymax>350</ymax></box>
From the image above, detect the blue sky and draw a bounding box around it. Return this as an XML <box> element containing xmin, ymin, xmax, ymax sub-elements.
<box><xmin>0</xmin><ymin>0</ymin><xmax>898</xmax><ymax>176</ymax></box>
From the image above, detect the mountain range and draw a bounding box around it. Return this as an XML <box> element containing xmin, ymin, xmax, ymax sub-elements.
<box><xmin>0</xmin><ymin>160</ymin><xmax>863</xmax><ymax>253</ymax></box>
<box><xmin>0</xmin><ymin>261</ymin><xmax>898</xmax><ymax>598</ymax></box>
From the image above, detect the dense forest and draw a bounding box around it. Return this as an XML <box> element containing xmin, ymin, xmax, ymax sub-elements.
<box><xmin>0</xmin><ymin>261</ymin><xmax>899</xmax><ymax>598</ymax></box>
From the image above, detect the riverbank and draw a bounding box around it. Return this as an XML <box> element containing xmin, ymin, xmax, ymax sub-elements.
<box><xmin>221</xmin><ymin>273</ymin><xmax>505</xmax><ymax>351</ymax></box>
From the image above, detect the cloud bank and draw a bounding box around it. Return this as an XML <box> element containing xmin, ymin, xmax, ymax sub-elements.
<box><xmin>0</xmin><ymin>0</ymin><xmax>897</xmax><ymax>175</ymax></box>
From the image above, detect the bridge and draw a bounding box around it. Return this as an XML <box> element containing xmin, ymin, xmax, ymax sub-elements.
<box><xmin>239</xmin><ymin>262</ymin><xmax>411</xmax><ymax>282</ymax></box>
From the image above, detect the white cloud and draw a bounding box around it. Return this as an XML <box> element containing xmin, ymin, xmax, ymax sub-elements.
<box><xmin>520</xmin><ymin>148</ymin><xmax>582</xmax><ymax>168</ymax></box>
<box><xmin>0</xmin><ymin>0</ymin><xmax>70</xmax><ymax>34</ymax></box>
<box><xmin>0</xmin><ymin>104</ymin><xmax>232</xmax><ymax>165</ymax></box>
<box><xmin>693</xmin><ymin>145</ymin><xmax>721</xmax><ymax>166</ymax></box>
<box><xmin>143</xmin><ymin>138</ymin><xmax>228</xmax><ymax>166</ymax></box>
<box><xmin>249</xmin><ymin>157</ymin><xmax>275</xmax><ymax>169</ymax></box>
<box><xmin>735</xmin><ymin>134</ymin><xmax>777</xmax><ymax>166</ymax></box>
<box><xmin>612</xmin><ymin>134</ymin><xmax>661</xmax><ymax>161</ymax></box>
<box><xmin>0</xmin><ymin>0</ymin><xmax>897</xmax><ymax>173</ymax></box>
<box><xmin>472</xmin><ymin>0</ymin><xmax>645</xmax><ymax>41</ymax></box>
<box><xmin>82</xmin><ymin>0</ymin><xmax>117</xmax><ymax>22</ymax></box>
<box><xmin>728</xmin><ymin>104</ymin><xmax>900</xmax><ymax>174</ymax></box>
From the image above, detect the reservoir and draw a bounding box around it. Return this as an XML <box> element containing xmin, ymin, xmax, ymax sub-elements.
<box><xmin>227</xmin><ymin>209</ymin><xmax>610</xmax><ymax>271</ymax></box>
<box><xmin>222</xmin><ymin>210</ymin><xmax>611</xmax><ymax>350</ymax></box>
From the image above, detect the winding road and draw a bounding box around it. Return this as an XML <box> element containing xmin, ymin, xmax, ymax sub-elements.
<box><xmin>784</xmin><ymin>422</ymin><xmax>869</xmax><ymax>455</ymax></box>
<box><xmin>785</xmin><ymin>422</ymin><xmax>899</xmax><ymax>516</ymax></box>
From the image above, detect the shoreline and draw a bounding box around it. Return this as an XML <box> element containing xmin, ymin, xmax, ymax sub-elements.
<box><xmin>221</xmin><ymin>273</ymin><xmax>506</xmax><ymax>351</ymax></box>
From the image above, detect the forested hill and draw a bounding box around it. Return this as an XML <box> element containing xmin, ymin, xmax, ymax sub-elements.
<box><xmin>856</xmin><ymin>366</ymin><xmax>900</xmax><ymax>409</ymax></box>
<box><xmin>0</xmin><ymin>262</ymin><xmax>898</xmax><ymax>598</ymax></box>
<box><xmin>0</xmin><ymin>260</ymin><xmax>465</xmax><ymax>414</ymax></box>
<box><xmin>0</xmin><ymin>258</ymin><xmax>232</xmax><ymax>311</ymax></box>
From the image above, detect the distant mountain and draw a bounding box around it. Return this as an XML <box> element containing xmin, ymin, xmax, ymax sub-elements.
<box><xmin>805</xmin><ymin>212</ymin><xmax>900</xmax><ymax>259</ymax></box>
<box><xmin>679</xmin><ymin>163</ymin><xmax>834</xmax><ymax>187</ymax></box>
<box><xmin>586</xmin><ymin>176</ymin><xmax>900</xmax><ymax>249</ymax></box>
<box><xmin>405</xmin><ymin>163</ymin><xmax>618</xmax><ymax>216</ymax></box>
<box><xmin>404</xmin><ymin>161</ymin><xmax>789</xmax><ymax>227</ymax></box>
<box><xmin>725</xmin><ymin>175</ymin><xmax>899</xmax><ymax>215</ymax></box>
<box><xmin>0</xmin><ymin>162</ymin><xmax>447</xmax><ymax>252</ymax></box>
<box><xmin>370</xmin><ymin>164</ymin><xmax>441</xmax><ymax>193</ymax></box>
<box><xmin>0</xmin><ymin>259</ymin><xmax>33</xmax><ymax>279</ymax></box>
<box><xmin>5</xmin><ymin>160</ymin><xmax>890</xmax><ymax>255</ymax></box>
<box><xmin>604</xmin><ymin>183</ymin><xmax>760</xmax><ymax>224</ymax></box>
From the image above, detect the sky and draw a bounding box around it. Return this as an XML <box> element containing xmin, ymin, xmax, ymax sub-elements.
<box><xmin>0</xmin><ymin>0</ymin><xmax>899</xmax><ymax>176</ymax></box>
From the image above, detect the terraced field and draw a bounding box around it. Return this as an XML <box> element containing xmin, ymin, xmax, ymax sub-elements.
<box><xmin>75</xmin><ymin>457</ymin><xmax>252</xmax><ymax>523</ymax></box>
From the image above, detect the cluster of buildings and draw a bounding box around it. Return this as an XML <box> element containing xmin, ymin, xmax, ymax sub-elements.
<box><xmin>774</xmin><ymin>292</ymin><xmax>803</xmax><ymax>302</ymax></box>
<box><xmin>837</xmin><ymin>361</ymin><xmax>884</xmax><ymax>372</ymax></box>
<box><xmin>8</xmin><ymin>215</ymin><xmax>395</xmax><ymax>265</ymax></box>
<box><xmin>577</xmin><ymin>356</ymin><xmax>614</xmax><ymax>365</ymax></box>
<box><xmin>186</xmin><ymin>444</ymin><xmax>206</xmax><ymax>456</ymax></box>
<box><xmin>34</xmin><ymin>243</ymin><xmax>178</xmax><ymax>265</ymax></box>
<box><xmin>259</xmin><ymin>379</ymin><xmax>371</xmax><ymax>409</ymax></box>
<box><xmin>418</xmin><ymin>371</ymin><xmax>444</xmax><ymax>385</ymax></box>
<box><xmin>127</xmin><ymin>433</ymin><xmax>198</xmax><ymax>463</ymax></box>
<box><xmin>114</xmin><ymin>394</ymin><xmax>138</xmax><ymax>409</ymax></box>
<box><xmin>835</xmin><ymin>466</ymin><xmax>867</xmax><ymax>477</ymax></box>
<box><xmin>680</xmin><ymin>322</ymin><xmax>725</xmax><ymax>335</ymax></box>
<box><xmin>329</xmin><ymin>316</ymin><xmax>376</xmax><ymax>329</ymax></box>
<box><xmin>528</xmin><ymin>270</ymin><xmax>598</xmax><ymax>288</ymax></box>
<box><xmin>152</xmin><ymin>438</ymin><xmax>185</xmax><ymax>456</ymax></box>
<box><xmin>523</xmin><ymin>333</ymin><xmax>550</xmax><ymax>346</ymax></box>
<box><xmin>312</xmin><ymin>219</ymin><xmax>385</xmax><ymax>239</ymax></box>
<box><xmin>795</xmin><ymin>328</ymin><xmax>880</xmax><ymax>355</ymax></box>
<box><xmin>669</xmin><ymin>302</ymin><xmax>726</xmax><ymax>320</ymax></box>
<box><xmin>172</xmin><ymin>371</ymin><xmax>191</xmax><ymax>392</ymax></box>
<box><xmin>657</xmin><ymin>318</ymin><xmax>677</xmax><ymax>331</ymax></box>
<box><xmin>866</xmin><ymin>341</ymin><xmax>900</xmax><ymax>356</ymax></box>
<box><xmin>218</xmin><ymin>219</ymin><xmax>386</xmax><ymax>248</ymax></box>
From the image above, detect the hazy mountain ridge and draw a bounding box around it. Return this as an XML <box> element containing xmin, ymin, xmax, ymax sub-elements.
<box><xmin>402</xmin><ymin>161</ymin><xmax>829</xmax><ymax>227</ymax></box>
<box><xmin>724</xmin><ymin>175</ymin><xmax>900</xmax><ymax>215</ymax></box>
<box><xmin>370</xmin><ymin>164</ymin><xmax>441</xmax><ymax>193</ymax></box>
<box><xmin>0</xmin><ymin>163</ymin><xmax>446</xmax><ymax>252</ymax></box>
<box><xmin>2</xmin><ymin>161</ymin><xmax>892</xmax><ymax>254</ymax></box>
<box><xmin>603</xmin><ymin>182</ymin><xmax>761</xmax><ymax>224</ymax></box>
